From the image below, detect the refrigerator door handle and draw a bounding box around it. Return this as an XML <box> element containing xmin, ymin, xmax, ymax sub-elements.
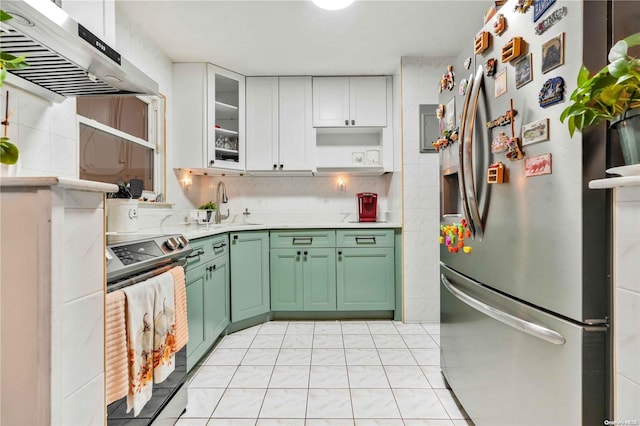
<box><xmin>441</xmin><ymin>273</ymin><xmax>567</xmax><ymax>345</ymax></box>
<box><xmin>458</xmin><ymin>70</ymin><xmax>474</xmax><ymax>233</ymax></box>
<box><xmin>460</xmin><ymin>65</ymin><xmax>486</xmax><ymax>240</ymax></box>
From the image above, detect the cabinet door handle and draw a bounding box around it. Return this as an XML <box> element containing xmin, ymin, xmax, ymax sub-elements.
<box><xmin>273</xmin><ymin>164</ymin><xmax>277</xmax><ymax>170</ymax></box>
<box><xmin>186</xmin><ymin>249</ymin><xmax>205</xmax><ymax>259</ymax></box>
<box><xmin>355</xmin><ymin>236</ymin><xmax>376</xmax><ymax>244</ymax></box>
<box><xmin>303</xmin><ymin>251</ymin><xmax>308</xmax><ymax>256</ymax></box>
<box><xmin>279</xmin><ymin>164</ymin><xmax>284</xmax><ymax>170</ymax></box>
<box><xmin>233</xmin><ymin>235</ymin><xmax>238</xmax><ymax>240</ymax></box>
<box><xmin>292</xmin><ymin>237</ymin><xmax>313</xmax><ymax>245</ymax></box>
<box><xmin>209</xmin><ymin>160</ymin><xmax>215</xmax><ymax>166</ymax></box>
<box><xmin>297</xmin><ymin>251</ymin><xmax>301</xmax><ymax>256</ymax></box>
<box><xmin>351</xmin><ymin>119</ymin><xmax>355</xmax><ymax>125</ymax></box>
<box><xmin>345</xmin><ymin>119</ymin><xmax>349</xmax><ymax>126</ymax></box>
<box><xmin>213</xmin><ymin>243</ymin><xmax>227</xmax><ymax>249</ymax></box>
<box><xmin>338</xmin><ymin>251</ymin><xmax>342</xmax><ymax>256</ymax></box>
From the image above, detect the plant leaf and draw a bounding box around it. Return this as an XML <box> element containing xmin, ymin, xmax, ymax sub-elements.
<box><xmin>608</xmin><ymin>58</ymin><xmax>630</xmax><ymax>78</ymax></box>
<box><xmin>568</xmin><ymin>117</ymin><xmax>576</xmax><ymax>137</ymax></box>
<box><xmin>609</xmin><ymin>40</ymin><xmax>628</xmax><ymax>62</ymax></box>
<box><xmin>576</xmin><ymin>65</ymin><xmax>591</xmax><ymax>87</ymax></box>
<box><xmin>0</xmin><ymin>138</ymin><xmax>19</xmax><ymax>165</ymax></box>
<box><xmin>623</xmin><ymin>32</ymin><xmax>640</xmax><ymax>48</ymax></box>
<box><xmin>600</xmin><ymin>85</ymin><xmax>624</xmax><ymax>106</ymax></box>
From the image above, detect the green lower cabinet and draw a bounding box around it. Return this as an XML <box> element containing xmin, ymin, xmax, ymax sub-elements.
<box><xmin>271</xmin><ymin>248</ymin><xmax>337</xmax><ymax>311</ymax></box>
<box><xmin>270</xmin><ymin>249</ymin><xmax>304</xmax><ymax>310</ymax></box>
<box><xmin>303</xmin><ymin>248</ymin><xmax>336</xmax><ymax>311</ymax></box>
<box><xmin>186</xmin><ymin>257</ymin><xmax>230</xmax><ymax>371</ymax></box>
<box><xmin>186</xmin><ymin>263</ymin><xmax>207</xmax><ymax>369</ymax></box>
<box><xmin>207</xmin><ymin>259</ymin><xmax>230</xmax><ymax>344</ymax></box>
<box><xmin>336</xmin><ymin>247</ymin><xmax>395</xmax><ymax>310</ymax></box>
<box><xmin>230</xmin><ymin>231</ymin><xmax>270</xmax><ymax>322</ymax></box>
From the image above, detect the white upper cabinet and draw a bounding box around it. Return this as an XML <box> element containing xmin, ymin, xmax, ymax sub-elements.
<box><xmin>312</xmin><ymin>77</ymin><xmax>387</xmax><ymax>127</ymax></box>
<box><xmin>246</xmin><ymin>76</ymin><xmax>314</xmax><ymax>173</ymax></box>
<box><xmin>173</xmin><ymin>63</ymin><xmax>245</xmax><ymax>172</ymax></box>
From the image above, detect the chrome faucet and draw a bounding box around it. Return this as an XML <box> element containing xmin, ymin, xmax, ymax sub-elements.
<box><xmin>215</xmin><ymin>181</ymin><xmax>230</xmax><ymax>224</ymax></box>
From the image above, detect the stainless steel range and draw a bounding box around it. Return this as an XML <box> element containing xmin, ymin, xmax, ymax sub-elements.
<box><xmin>106</xmin><ymin>233</ymin><xmax>193</xmax><ymax>425</ymax></box>
<box><xmin>106</xmin><ymin>233</ymin><xmax>192</xmax><ymax>288</ymax></box>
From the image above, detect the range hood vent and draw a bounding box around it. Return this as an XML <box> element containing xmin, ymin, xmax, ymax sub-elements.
<box><xmin>0</xmin><ymin>0</ymin><xmax>159</xmax><ymax>102</ymax></box>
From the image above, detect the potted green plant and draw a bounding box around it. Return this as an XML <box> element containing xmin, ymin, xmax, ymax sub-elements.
<box><xmin>0</xmin><ymin>9</ymin><xmax>29</xmax><ymax>166</ymax></box>
<box><xmin>198</xmin><ymin>201</ymin><xmax>217</xmax><ymax>223</ymax></box>
<box><xmin>560</xmin><ymin>32</ymin><xmax>640</xmax><ymax>165</ymax></box>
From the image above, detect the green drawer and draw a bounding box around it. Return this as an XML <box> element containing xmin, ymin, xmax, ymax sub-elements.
<box><xmin>186</xmin><ymin>233</ymin><xmax>229</xmax><ymax>270</ymax></box>
<box><xmin>270</xmin><ymin>230</ymin><xmax>336</xmax><ymax>248</ymax></box>
<box><xmin>336</xmin><ymin>229</ymin><xmax>394</xmax><ymax>248</ymax></box>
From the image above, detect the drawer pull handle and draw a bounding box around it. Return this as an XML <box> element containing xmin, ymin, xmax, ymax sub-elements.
<box><xmin>293</xmin><ymin>237</ymin><xmax>313</xmax><ymax>245</ymax></box>
<box><xmin>355</xmin><ymin>236</ymin><xmax>376</xmax><ymax>244</ymax></box>
<box><xmin>186</xmin><ymin>250</ymin><xmax>205</xmax><ymax>259</ymax></box>
<box><xmin>213</xmin><ymin>243</ymin><xmax>227</xmax><ymax>249</ymax></box>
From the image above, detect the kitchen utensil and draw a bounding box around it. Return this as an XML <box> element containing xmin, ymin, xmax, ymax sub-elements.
<box><xmin>129</xmin><ymin>179</ymin><xmax>144</xmax><ymax>199</ymax></box>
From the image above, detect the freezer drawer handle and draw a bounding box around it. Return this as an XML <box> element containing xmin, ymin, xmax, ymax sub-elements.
<box><xmin>441</xmin><ymin>274</ymin><xmax>566</xmax><ymax>345</ymax></box>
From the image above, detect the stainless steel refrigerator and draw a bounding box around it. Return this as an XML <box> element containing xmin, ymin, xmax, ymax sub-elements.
<box><xmin>438</xmin><ymin>1</ymin><xmax>615</xmax><ymax>424</ymax></box>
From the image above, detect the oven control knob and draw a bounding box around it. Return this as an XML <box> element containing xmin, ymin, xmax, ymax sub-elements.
<box><xmin>164</xmin><ymin>237</ymin><xmax>178</xmax><ymax>251</ymax></box>
<box><xmin>177</xmin><ymin>236</ymin><xmax>189</xmax><ymax>248</ymax></box>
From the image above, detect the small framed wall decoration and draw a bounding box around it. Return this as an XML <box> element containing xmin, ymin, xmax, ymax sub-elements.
<box><xmin>514</xmin><ymin>54</ymin><xmax>533</xmax><ymax>89</ymax></box>
<box><xmin>525</xmin><ymin>153</ymin><xmax>552</xmax><ymax>177</ymax></box>
<box><xmin>522</xmin><ymin>118</ymin><xmax>550</xmax><ymax>145</ymax></box>
<box><xmin>541</xmin><ymin>32</ymin><xmax>564</xmax><ymax>74</ymax></box>
<box><xmin>494</xmin><ymin>68</ymin><xmax>507</xmax><ymax>98</ymax></box>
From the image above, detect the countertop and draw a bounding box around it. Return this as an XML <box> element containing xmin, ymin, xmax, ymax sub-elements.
<box><xmin>112</xmin><ymin>220</ymin><xmax>402</xmax><ymax>241</ymax></box>
<box><xmin>0</xmin><ymin>176</ymin><xmax>118</xmax><ymax>193</ymax></box>
<box><xmin>589</xmin><ymin>175</ymin><xmax>640</xmax><ymax>189</ymax></box>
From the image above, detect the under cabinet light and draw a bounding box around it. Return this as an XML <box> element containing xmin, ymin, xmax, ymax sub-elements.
<box><xmin>312</xmin><ymin>0</ymin><xmax>355</xmax><ymax>11</ymax></box>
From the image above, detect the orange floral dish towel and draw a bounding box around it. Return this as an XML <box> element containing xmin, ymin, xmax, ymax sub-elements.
<box><xmin>122</xmin><ymin>271</ymin><xmax>177</xmax><ymax>416</ymax></box>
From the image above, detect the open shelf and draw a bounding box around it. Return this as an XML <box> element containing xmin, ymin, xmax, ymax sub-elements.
<box><xmin>215</xmin><ymin>127</ymin><xmax>238</xmax><ymax>136</ymax></box>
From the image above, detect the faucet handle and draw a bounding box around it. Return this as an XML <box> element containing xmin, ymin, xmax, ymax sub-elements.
<box><xmin>243</xmin><ymin>208</ymin><xmax>251</xmax><ymax>216</ymax></box>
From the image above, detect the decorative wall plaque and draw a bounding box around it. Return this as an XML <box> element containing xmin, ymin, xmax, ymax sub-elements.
<box><xmin>493</xmin><ymin>14</ymin><xmax>507</xmax><ymax>35</ymax></box>
<box><xmin>538</xmin><ymin>77</ymin><xmax>565</xmax><ymax>107</ymax></box>
<box><xmin>485</xmin><ymin>58</ymin><xmax>498</xmax><ymax>77</ymax></box>
<box><xmin>533</xmin><ymin>0</ymin><xmax>556</xmax><ymax>22</ymax></box>
<box><xmin>541</xmin><ymin>33</ymin><xmax>564</xmax><ymax>73</ymax></box>
<box><xmin>514</xmin><ymin>0</ymin><xmax>534</xmax><ymax>13</ymax></box>
<box><xmin>535</xmin><ymin>7</ymin><xmax>567</xmax><ymax>35</ymax></box>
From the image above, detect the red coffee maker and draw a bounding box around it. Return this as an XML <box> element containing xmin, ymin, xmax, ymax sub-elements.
<box><xmin>357</xmin><ymin>192</ymin><xmax>378</xmax><ymax>222</ymax></box>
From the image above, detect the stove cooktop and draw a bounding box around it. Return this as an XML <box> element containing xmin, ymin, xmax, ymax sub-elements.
<box><xmin>106</xmin><ymin>234</ymin><xmax>192</xmax><ymax>284</ymax></box>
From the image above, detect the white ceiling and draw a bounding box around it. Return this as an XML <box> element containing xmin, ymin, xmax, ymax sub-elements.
<box><xmin>116</xmin><ymin>0</ymin><xmax>490</xmax><ymax>76</ymax></box>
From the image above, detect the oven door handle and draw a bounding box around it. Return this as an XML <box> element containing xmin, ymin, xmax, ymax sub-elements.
<box><xmin>107</xmin><ymin>259</ymin><xmax>187</xmax><ymax>292</ymax></box>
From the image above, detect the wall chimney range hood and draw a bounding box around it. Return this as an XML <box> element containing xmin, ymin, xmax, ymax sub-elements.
<box><xmin>0</xmin><ymin>0</ymin><xmax>159</xmax><ymax>103</ymax></box>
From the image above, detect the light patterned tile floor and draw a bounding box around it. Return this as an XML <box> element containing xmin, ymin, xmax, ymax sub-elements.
<box><xmin>177</xmin><ymin>321</ymin><xmax>474</xmax><ymax>426</ymax></box>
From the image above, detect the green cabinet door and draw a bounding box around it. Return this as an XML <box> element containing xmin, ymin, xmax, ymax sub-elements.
<box><xmin>186</xmin><ymin>262</ymin><xmax>208</xmax><ymax>370</ymax></box>
<box><xmin>336</xmin><ymin>247</ymin><xmax>395</xmax><ymax>310</ymax></box>
<box><xmin>230</xmin><ymin>231</ymin><xmax>270</xmax><ymax>322</ymax></box>
<box><xmin>207</xmin><ymin>257</ymin><xmax>230</xmax><ymax>344</ymax></box>
<box><xmin>271</xmin><ymin>249</ymin><xmax>304</xmax><ymax>311</ymax></box>
<box><xmin>303</xmin><ymin>248</ymin><xmax>337</xmax><ymax>311</ymax></box>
